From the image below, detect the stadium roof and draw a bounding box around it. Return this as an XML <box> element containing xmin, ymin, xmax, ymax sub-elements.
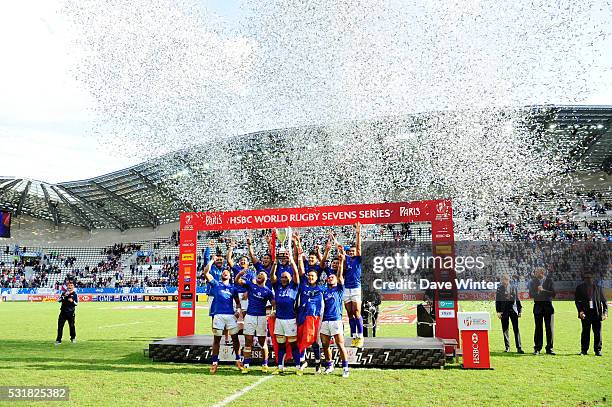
<box><xmin>2</xmin><ymin>105</ymin><xmax>611</xmax><ymax>231</ymax></box>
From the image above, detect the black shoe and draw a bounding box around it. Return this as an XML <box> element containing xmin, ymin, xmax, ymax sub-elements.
<box><xmin>517</xmin><ymin>349</ymin><xmax>525</xmax><ymax>354</ymax></box>
<box><xmin>533</xmin><ymin>351</ymin><xmax>540</xmax><ymax>355</ymax></box>
<box><xmin>579</xmin><ymin>352</ymin><xmax>587</xmax><ymax>356</ymax></box>
<box><xmin>546</xmin><ymin>350</ymin><xmax>556</xmax><ymax>355</ymax></box>
<box><xmin>504</xmin><ymin>348</ymin><xmax>510</xmax><ymax>353</ymax></box>
<box><xmin>595</xmin><ymin>351</ymin><xmax>602</xmax><ymax>356</ymax></box>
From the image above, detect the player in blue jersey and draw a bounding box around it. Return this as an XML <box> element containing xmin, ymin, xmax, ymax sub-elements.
<box><xmin>226</xmin><ymin>240</ymin><xmax>255</xmax><ymax>324</ymax></box>
<box><xmin>320</xmin><ymin>246</ymin><xmax>350</xmax><ymax>377</ymax></box>
<box><xmin>203</xmin><ymin>256</ymin><xmax>243</xmax><ymax>374</ymax></box>
<box><xmin>270</xmin><ymin>249</ymin><xmax>302</xmax><ymax>375</ymax></box>
<box><xmin>342</xmin><ymin>222</ymin><xmax>364</xmax><ymax>347</ymax></box>
<box><xmin>235</xmin><ymin>268</ymin><xmax>275</xmax><ymax>373</ymax></box>
<box><xmin>294</xmin><ymin>233</ymin><xmax>324</xmax><ymax>373</ymax></box>
<box><xmin>203</xmin><ymin>240</ymin><xmax>231</xmax><ymax>344</ymax></box>
<box><xmin>246</xmin><ymin>235</ymin><xmax>274</xmax><ymax>289</ymax></box>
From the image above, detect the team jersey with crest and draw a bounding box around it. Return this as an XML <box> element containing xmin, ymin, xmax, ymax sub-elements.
<box><xmin>275</xmin><ymin>262</ymin><xmax>294</xmax><ymax>282</ymax></box>
<box><xmin>208</xmin><ymin>279</ymin><xmax>239</xmax><ymax>315</ymax></box>
<box><xmin>274</xmin><ymin>281</ymin><xmax>299</xmax><ymax>320</ymax></box>
<box><xmin>244</xmin><ymin>280</ymin><xmax>273</xmax><ymax>316</ymax></box>
<box><xmin>297</xmin><ymin>280</ymin><xmax>323</xmax><ymax>324</ymax></box>
<box><xmin>344</xmin><ymin>255</ymin><xmax>362</xmax><ymax>289</ymax></box>
<box><xmin>322</xmin><ymin>283</ymin><xmax>344</xmax><ymax>321</ymax></box>
<box><xmin>232</xmin><ymin>266</ymin><xmax>255</xmax><ymax>294</ymax></box>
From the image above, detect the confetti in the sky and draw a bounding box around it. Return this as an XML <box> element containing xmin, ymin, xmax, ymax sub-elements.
<box><xmin>63</xmin><ymin>0</ymin><xmax>612</xmax><ymax>236</ymax></box>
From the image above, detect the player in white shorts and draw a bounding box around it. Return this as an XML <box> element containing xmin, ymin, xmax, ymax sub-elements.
<box><xmin>235</xmin><ymin>269</ymin><xmax>275</xmax><ymax>373</ymax></box>
<box><xmin>227</xmin><ymin>240</ymin><xmax>255</xmax><ymax>332</ymax></box>
<box><xmin>203</xmin><ymin>256</ymin><xmax>243</xmax><ymax>374</ymax></box>
<box><xmin>321</xmin><ymin>246</ymin><xmax>350</xmax><ymax>377</ymax></box>
<box><xmin>270</xmin><ymin>248</ymin><xmax>302</xmax><ymax>374</ymax></box>
<box><xmin>340</xmin><ymin>222</ymin><xmax>364</xmax><ymax>347</ymax></box>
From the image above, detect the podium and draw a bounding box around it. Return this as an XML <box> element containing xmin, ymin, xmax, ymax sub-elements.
<box><xmin>457</xmin><ymin>312</ymin><xmax>491</xmax><ymax>369</ymax></box>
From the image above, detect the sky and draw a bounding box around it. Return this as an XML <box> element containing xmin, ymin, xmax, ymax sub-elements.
<box><xmin>0</xmin><ymin>0</ymin><xmax>242</xmax><ymax>183</ymax></box>
<box><xmin>0</xmin><ymin>0</ymin><xmax>610</xmax><ymax>184</ymax></box>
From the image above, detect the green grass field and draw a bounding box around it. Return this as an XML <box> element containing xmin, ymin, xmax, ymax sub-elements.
<box><xmin>0</xmin><ymin>300</ymin><xmax>609</xmax><ymax>407</ymax></box>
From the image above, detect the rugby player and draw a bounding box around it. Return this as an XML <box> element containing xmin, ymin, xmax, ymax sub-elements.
<box><xmin>343</xmin><ymin>222</ymin><xmax>364</xmax><ymax>347</ymax></box>
<box><xmin>227</xmin><ymin>240</ymin><xmax>254</xmax><ymax>327</ymax></box>
<box><xmin>203</xmin><ymin>256</ymin><xmax>243</xmax><ymax>374</ymax></box>
<box><xmin>294</xmin><ymin>233</ymin><xmax>324</xmax><ymax>373</ymax></box>
<box><xmin>320</xmin><ymin>246</ymin><xmax>350</xmax><ymax>377</ymax></box>
<box><xmin>246</xmin><ymin>234</ymin><xmax>274</xmax><ymax>289</ymax></box>
<box><xmin>203</xmin><ymin>240</ymin><xmax>230</xmax><ymax>344</ymax></box>
<box><xmin>235</xmin><ymin>268</ymin><xmax>275</xmax><ymax>373</ymax></box>
<box><xmin>270</xmin><ymin>248</ymin><xmax>302</xmax><ymax>375</ymax></box>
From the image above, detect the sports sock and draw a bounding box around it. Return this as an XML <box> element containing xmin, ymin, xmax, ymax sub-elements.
<box><xmin>290</xmin><ymin>342</ymin><xmax>300</xmax><ymax>367</ymax></box>
<box><xmin>312</xmin><ymin>343</ymin><xmax>321</xmax><ymax>361</ymax></box>
<box><xmin>211</xmin><ymin>355</ymin><xmax>219</xmax><ymax>364</ymax></box>
<box><xmin>244</xmin><ymin>358</ymin><xmax>251</xmax><ymax>368</ymax></box>
<box><xmin>349</xmin><ymin>318</ymin><xmax>356</xmax><ymax>337</ymax></box>
<box><xmin>326</xmin><ymin>361</ymin><xmax>333</xmax><ymax>369</ymax></box>
<box><xmin>342</xmin><ymin>360</ymin><xmax>349</xmax><ymax>371</ymax></box>
<box><xmin>356</xmin><ymin>317</ymin><xmax>364</xmax><ymax>337</ymax></box>
<box><xmin>278</xmin><ymin>347</ymin><xmax>286</xmax><ymax>368</ymax></box>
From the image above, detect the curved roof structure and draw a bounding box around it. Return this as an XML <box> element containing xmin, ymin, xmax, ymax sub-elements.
<box><xmin>2</xmin><ymin>105</ymin><xmax>611</xmax><ymax>230</ymax></box>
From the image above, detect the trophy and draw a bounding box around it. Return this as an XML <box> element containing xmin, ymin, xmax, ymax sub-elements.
<box><xmin>275</xmin><ymin>227</ymin><xmax>292</xmax><ymax>256</ymax></box>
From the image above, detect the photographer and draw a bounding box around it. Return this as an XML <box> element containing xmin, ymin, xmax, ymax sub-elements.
<box><xmin>55</xmin><ymin>280</ymin><xmax>78</xmax><ymax>345</ymax></box>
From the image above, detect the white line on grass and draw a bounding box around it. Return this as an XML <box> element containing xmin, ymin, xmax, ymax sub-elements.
<box><xmin>210</xmin><ymin>376</ymin><xmax>274</xmax><ymax>407</ymax></box>
<box><xmin>98</xmin><ymin>321</ymin><xmax>145</xmax><ymax>329</ymax></box>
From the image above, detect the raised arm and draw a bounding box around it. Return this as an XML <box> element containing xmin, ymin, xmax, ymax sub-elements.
<box><xmin>289</xmin><ymin>254</ymin><xmax>300</xmax><ymax>285</ymax></box>
<box><xmin>337</xmin><ymin>246</ymin><xmax>345</xmax><ymax>285</ymax></box>
<box><xmin>297</xmin><ymin>246</ymin><xmax>306</xmax><ymax>277</ymax></box>
<box><xmin>292</xmin><ymin>232</ymin><xmax>302</xmax><ymax>264</ymax></box>
<box><xmin>355</xmin><ymin>222</ymin><xmax>362</xmax><ymax>256</ymax></box>
<box><xmin>203</xmin><ymin>256</ymin><xmax>215</xmax><ymax>283</ymax></box>
<box><xmin>270</xmin><ymin>261</ymin><xmax>278</xmax><ymax>285</ymax></box>
<box><xmin>226</xmin><ymin>239</ymin><xmax>236</xmax><ymax>269</ymax></box>
<box><xmin>320</xmin><ymin>232</ymin><xmax>333</xmax><ymax>268</ymax></box>
<box><xmin>246</xmin><ymin>236</ymin><xmax>259</xmax><ymax>265</ymax></box>
<box><xmin>204</xmin><ymin>240</ymin><xmax>216</xmax><ymax>265</ymax></box>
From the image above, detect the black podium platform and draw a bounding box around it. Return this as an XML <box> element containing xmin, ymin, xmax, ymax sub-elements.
<box><xmin>148</xmin><ymin>335</ymin><xmax>446</xmax><ymax>368</ymax></box>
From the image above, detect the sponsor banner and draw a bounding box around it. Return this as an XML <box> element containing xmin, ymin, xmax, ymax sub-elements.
<box><xmin>457</xmin><ymin>312</ymin><xmax>491</xmax><ymax>331</ymax></box>
<box><xmin>180</xmin><ymin>301</ymin><xmax>193</xmax><ymax>308</ymax></box>
<box><xmin>78</xmin><ymin>295</ymin><xmax>92</xmax><ymax>302</ymax></box>
<box><xmin>438</xmin><ymin>300</ymin><xmax>455</xmax><ymax>309</ymax></box>
<box><xmin>438</xmin><ymin>309</ymin><xmax>456</xmax><ymax>319</ymax></box>
<box><xmin>179</xmin><ymin>309</ymin><xmax>193</xmax><ymax>318</ymax></box>
<box><xmin>93</xmin><ymin>295</ymin><xmax>117</xmax><ymax>302</ymax></box>
<box><xmin>461</xmin><ymin>330</ymin><xmax>491</xmax><ymax>369</ymax></box>
<box><xmin>181</xmin><ymin>253</ymin><xmax>194</xmax><ymax>261</ymax></box>
<box><xmin>179</xmin><ymin>201</ymin><xmax>449</xmax><ymax>231</ymax></box>
<box><xmin>144</xmin><ymin>295</ymin><xmax>179</xmax><ymax>302</ymax></box>
<box><xmin>27</xmin><ymin>295</ymin><xmax>57</xmax><ymax>302</ymax></box>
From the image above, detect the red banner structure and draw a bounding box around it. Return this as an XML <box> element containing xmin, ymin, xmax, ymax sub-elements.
<box><xmin>178</xmin><ymin>200</ymin><xmax>458</xmax><ymax>345</ymax></box>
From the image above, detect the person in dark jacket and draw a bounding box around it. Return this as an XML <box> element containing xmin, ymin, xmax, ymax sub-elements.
<box><xmin>528</xmin><ymin>267</ymin><xmax>556</xmax><ymax>355</ymax></box>
<box><xmin>496</xmin><ymin>274</ymin><xmax>524</xmax><ymax>353</ymax></box>
<box><xmin>575</xmin><ymin>271</ymin><xmax>608</xmax><ymax>356</ymax></box>
<box><xmin>55</xmin><ymin>280</ymin><xmax>78</xmax><ymax>345</ymax></box>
